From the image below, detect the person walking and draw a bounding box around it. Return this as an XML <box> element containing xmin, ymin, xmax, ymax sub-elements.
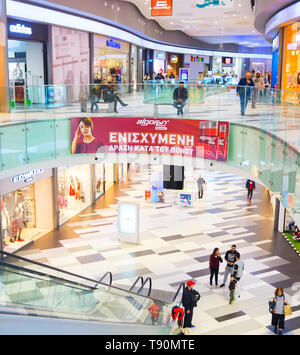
<box><xmin>209</xmin><ymin>248</ymin><xmax>223</xmax><ymax>289</ymax></box>
<box><xmin>173</xmin><ymin>82</ymin><xmax>188</xmax><ymax>116</ymax></box>
<box><xmin>182</xmin><ymin>280</ymin><xmax>201</xmax><ymax>329</ymax></box>
<box><xmin>220</xmin><ymin>245</ymin><xmax>239</xmax><ymax>288</ymax></box>
<box><xmin>236</xmin><ymin>72</ymin><xmax>254</xmax><ymax>116</ymax></box>
<box><xmin>252</xmin><ymin>72</ymin><xmax>265</xmax><ymax>108</ymax></box>
<box><xmin>271</xmin><ymin>287</ymin><xmax>289</xmax><ymax>335</ymax></box>
<box><xmin>246</xmin><ymin>179</ymin><xmax>256</xmax><ymax>203</ymax></box>
<box><xmin>231</xmin><ymin>252</ymin><xmax>244</xmax><ymax>299</ymax></box>
<box><xmin>197</xmin><ymin>174</ymin><xmax>206</xmax><ymax>199</ymax></box>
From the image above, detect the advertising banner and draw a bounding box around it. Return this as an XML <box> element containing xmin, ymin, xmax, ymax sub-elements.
<box><xmin>71</xmin><ymin>117</ymin><xmax>229</xmax><ymax>162</ymax></box>
<box><xmin>151</xmin><ymin>0</ymin><xmax>173</xmax><ymax>17</ymax></box>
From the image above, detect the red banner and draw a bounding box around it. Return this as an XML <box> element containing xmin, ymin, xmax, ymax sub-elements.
<box><xmin>71</xmin><ymin>117</ymin><xmax>229</xmax><ymax>162</ymax></box>
<box><xmin>151</xmin><ymin>0</ymin><xmax>173</xmax><ymax>17</ymax></box>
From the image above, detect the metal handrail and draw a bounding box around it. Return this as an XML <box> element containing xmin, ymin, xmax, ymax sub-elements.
<box><xmin>94</xmin><ymin>271</ymin><xmax>113</xmax><ymax>288</ymax></box>
<box><xmin>172</xmin><ymin>282</ymin><xmax>185</xmax><ymax>305</ymax></box>
<box><xmin>137</xmin><ymin>277</ymin><xmax>152</xmax><ymax>297</ymax></box>
<box><xmin>0</xmin><ymin>251</ymin><xmax>166</xmax><ymax>303</ymax></box>
<box><xmin>0</xmin><ymin>250</ymin><xmax>99</xmax><ymax>287</ymax></box>
<box><xmin>129</xmin><ymin>276</ymin><xmax>144</xmax><ymax>292</ymax></box>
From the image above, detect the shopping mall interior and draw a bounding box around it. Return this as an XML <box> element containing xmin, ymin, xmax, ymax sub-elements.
<box><xmin>0</xmin><ymin>0</ymin><xmax>299</xmax><ymax>337</ymax></box>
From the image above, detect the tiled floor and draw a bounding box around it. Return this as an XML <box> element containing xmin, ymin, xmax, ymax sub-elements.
<box><xmin>15</xmin><ymin>165</ymin><xmax>300</xmax><ymax>335</ymax></box>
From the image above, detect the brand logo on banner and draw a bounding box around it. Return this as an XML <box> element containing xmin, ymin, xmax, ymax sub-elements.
<box><xmin>12</xmin><ymin>169</ymin><xmax>44</xmax><ymax>184</ymax></box>
<box><xmin>171</xmin><ymin>55</ymin><xmax>178</xmax><ymax>64</ymax></box>
<box><xmin>151</xmin><ymin>0</ymin><xmax>173</xmax><ymax>17</ymax></box>
<box><xmin>9</xmin><ymin>23</ymin><xmax>32</xmax><ymax>35</ymax></box>
<box><xmin>106</xmin><ymin>39</ymin><xmax>121</xmax><ymax>49</ymax></box>
<box><xmin>71</xmin><ymin>117</ymin><xmax>229</xmax><ymax>162</ymax></box>
<box><xmin>196</xmin><ymin>0</ymin><xmax>233</xmax><ymax>9</ymax></box>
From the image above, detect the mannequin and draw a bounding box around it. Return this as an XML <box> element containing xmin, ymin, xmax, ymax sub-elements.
<box><xmin>1</xmin><ymin>201</ymin><xmax>10</xmax><ymax>247</ymax></box>
<box><xmin>16</xmin><ymin>206</ymin><xmax>25</xmax><ymax>242</ymax></box>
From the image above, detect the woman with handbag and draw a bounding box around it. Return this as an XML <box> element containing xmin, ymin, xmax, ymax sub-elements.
<box><xmin>271</xmin><ymin>287</ymin><xmax>290</xmax><ymax>335</ymax></box>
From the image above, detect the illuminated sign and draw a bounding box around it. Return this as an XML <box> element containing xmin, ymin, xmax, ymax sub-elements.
<box><xmin>171</xmin><ymin>55</ymin><xmax>179</xmax><ymax>64</ymax></box>
<box><xmin>106</xmin><ymin>39</ymin><xmax>121</xmax><ymax>49</ymax></box>
<box><xmin>12</xmin><ymin>169</ymin><xmax>44</xmax><ymax>184</ymax></box>
<box><xmin>197</xmin><ymin>0</ymin><xmax>233</xmax><ymax>9</ymax></box>
<box><xmin>191</xmin><ymin>56</ymin><xmax>204</xmax><ymax>63</ymax></box>
<box><xmin>9</xmin><ymin>23</ymin><xmax>32</xmax><ymax>35</ymax></box>
<box><xmin>151</xmin><ymin>0</ymin><xmax>173</xmax><ymax>17</ymax></box>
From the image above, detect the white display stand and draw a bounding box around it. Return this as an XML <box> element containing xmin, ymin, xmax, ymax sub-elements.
<box><xmin>118</xmin><ymin>201</ymin><xmax>140</xmax><ymax>245</ymax></box>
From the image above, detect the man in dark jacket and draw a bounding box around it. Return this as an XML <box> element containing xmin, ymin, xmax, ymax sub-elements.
<box><xmin>236</xmin><ymin>72</ymin><xmax>254</xmax><ymax>116</ymax></box>
<box><xmin>103</xmin><ymin>82</ymin><xmax>128</xmax><ymax>113</ymax></box>
<box><xmin>173</xmin><ymin>82</ymin><xmax>188</xmax><ymax>116</ymax></box>
<box><xmin>182</xmin><ymin>280</ymin><xmax>200</xmax><ymax>329</ymax></box>
<box><xmin>246</xmin><ymin>179</ymin><xmax>256</xmax><ymax>202</ymax></box>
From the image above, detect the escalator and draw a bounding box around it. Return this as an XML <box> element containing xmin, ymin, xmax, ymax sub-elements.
<box><xmin>0</xmin><ymin>251</ymin><xmax>184</xmax><ymax>335</ymax></box>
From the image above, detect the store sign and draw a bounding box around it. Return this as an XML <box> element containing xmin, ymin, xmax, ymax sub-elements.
<box><xmin>9</xmin><ymin>23</ymin><xmax>32</xmax><ymax>36</ymax></box>
<box><xmin>106</xmin><ymin>39</ymin><xmax>121</xmax><ymax>49</ymax></box>
<box><xmin>71</xmin><ymin>117</ymin><xmax>230</xmax><ymax>162</ymax></box>
<box><xmin>191</xmin><ymin>56</ymin><xmax>205</xmax><ymax>63</ymax></box>
<box><xmin>272</xmin><ymin>34</ymin><xmax>280</xmax><ymax>52</ymax></box>
<box><xmin>179</xmin><ymin>68</ymin><xmax>189</xmax><ymax>81</ymax></box>
<box><xmin>171</xmin><ymin>55</ymin><xmax>179</xmax><ymax>64</ymax></box>
<box><xmin>12</xmin><ymin>169</ymin><xmax>44</xmax><ymax>184</ymax></box>
<box><xmin>151</xmin><ymin>0</ymin><xmax>173</xmax><ymax>17</ymax></box>
<box><xmin>196</xmin><ymin>0</ymin><xmax>233</xmax><ymax>9</ymax></box>
<box><xmin>156</xmin><ymin>52</ymin><xmax>166</xmax><ymax>60</ymax></box>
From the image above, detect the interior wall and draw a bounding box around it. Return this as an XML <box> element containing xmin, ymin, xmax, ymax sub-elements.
<box><xmin>34</xmin><ymin>177</ymin><xmax>55</xmax><ymax>230</ymax></box>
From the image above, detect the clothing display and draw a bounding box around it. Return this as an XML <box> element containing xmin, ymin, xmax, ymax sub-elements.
<box><xmin>1</xmin><ymin>186</ymin><xmax>36</xmax><ymax>247</ymax></box>
<box><xmin>58</xmin><ymin>166</ymin><xmax>91</xmax><ymax>225</ymax></box>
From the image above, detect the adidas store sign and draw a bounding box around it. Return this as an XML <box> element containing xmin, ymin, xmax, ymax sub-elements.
<box><xmin>9</xmin><ymin>24</ymin><xmax>32</xmax><ymax>36</ymax></box>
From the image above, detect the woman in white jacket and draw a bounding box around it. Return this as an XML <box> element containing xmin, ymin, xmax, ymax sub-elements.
<box><xmin>252</xmin><ymin>72</ymin><xmax>265</xmax><ymax>108</ymax></box>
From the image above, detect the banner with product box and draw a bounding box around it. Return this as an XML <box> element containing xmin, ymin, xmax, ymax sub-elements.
<box><xmin>71</xmin><ymin>117</ymin><xmax>229</xmax><ymax>162</ymax></box>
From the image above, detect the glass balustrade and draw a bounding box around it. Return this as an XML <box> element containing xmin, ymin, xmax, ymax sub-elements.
<box><xmin>0</xmin><ymin>260</ymin><xmax>172</xmax><ymax>332</ymax></box>
<box><xmin>0</xmin><ymin>83</ymin><xmax>299</xmax><ymax>224</ymax></box>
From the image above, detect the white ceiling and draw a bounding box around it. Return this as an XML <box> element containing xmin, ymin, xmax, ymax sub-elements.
<box><xmin>119</xmin><ymin>0</ymin><xmax>271</xmax><ymax>47</ymax></box>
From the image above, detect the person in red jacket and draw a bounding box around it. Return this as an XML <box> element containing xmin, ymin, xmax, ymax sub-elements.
<box><xmin>209</xmin><ymin>248</ymin><xmax>223</xmax><ymax>289</ymax></box>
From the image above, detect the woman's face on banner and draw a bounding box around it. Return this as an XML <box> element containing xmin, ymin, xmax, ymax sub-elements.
<box><xmin>79</xmin><ymin>122</ymin><xmax>91</xmax><ymax>137</ymax></box>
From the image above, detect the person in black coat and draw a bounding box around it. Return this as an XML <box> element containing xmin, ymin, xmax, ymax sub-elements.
<box><xmin>103</xmin><ymin>82</ymin><xmax>128</xmax><ymax>113</ymax></box>
<box><xmin>246</xmin><ymin>179</ymin><xmax>256</xmax><ymax>202</ymax></box>
<box><xmin>182</xmin><ymin>280</ymin><xmax>200</xmax><ymax>329</ymax></box>
<box><xmin>173</xmin><ymin>82</ymin><xmax>188</xmax><ymax>116</ymax></box>
<box><xmin>236</xmin><ymin>72</ymin><xmax>254</xmax><ymax>116</ymax></box>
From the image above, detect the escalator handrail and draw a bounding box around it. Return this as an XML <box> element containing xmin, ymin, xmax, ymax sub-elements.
<box><xmin>129</xmin><ymin>276</ymin><xmax>144</xmax><ymax>292</ymax></box>
<box><xmin>172</xmin><ymin>282</ymin><xmax>185</xmax><ymax>305</ymax></box>
<box><xmin>0</xmin><ymin>250</ymin><xmax>100</xmax><ymax>288</ymax></box>
<box><xmin>0</xmin><ymin>251</ymin><xmax>165</xmax><ymax>304</ymax></box>
<box><xmin>94</xmin><ymin>271</ymin><xmax>113</xmax><ymax>288</ymax></box>
<box><xmin>0</xmin><ymin>260</ymin><xmax>93</xmax><ymax>292</ymax></box>
<box><xmin>137</xmin><ymin>277</ymin><xmax>152</xmax><ymax>297</ymax></box>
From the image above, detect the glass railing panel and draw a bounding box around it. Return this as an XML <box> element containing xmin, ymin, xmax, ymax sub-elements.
<box><xmin>293</xmin><ymin>152</ymin><xmax>300</xmax><ymax>224</ymax></box>
<box><xmin>55</xmin><ymin>118</ymin><xmax>71</xmax><ymax>159</ymax></box>
<box><xmin>24</xmin><ymin>85</ymin><xmax>55</xmax><ymax>123</ymax></box>
<box><xmin>25</xmin><ymin>120</ymin><xmax>56</xmax><ymax>164</ymax></box>
<box><xmin>227</xmin><ymin>123</ymin><xmax>245</xmax><ymax>169</ymax></box>
<box><xmin>258</xmin><ymin>130</ymin><xmax>272</xmax><ymax>190</ymax></box>
<box><xmin>0</xmin><ymin>123</ymin><xmax>27</xmax><ymax>170</ymax></box>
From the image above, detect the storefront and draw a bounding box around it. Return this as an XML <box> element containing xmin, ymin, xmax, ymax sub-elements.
<box><xmin>272</xmin><ymin>33</ymin><xmax>280</xmax><ymax>88</ymax></box>
<box><xmin>57</xmin><ymin>165</ymin><xmax>93</xmax><ymax>225</ymax></box>
<box><xmin>282</xmin><ymin>22</ymin><xmax>300</xmax><ymax>101</ymax></box>
<box><xmin>94</xmin><ymin>35</ymin><xmax>130</xmax><ymax>85</ymax></box>
<box><xmin>105</xmin><ymin>163</ymin><xmax>115</xmax><ymax>192</ymax></box>
<box><xmin>153</xmin><ymin>51</ymin><xmax>167</xmax><ymax>76</ymax></box>
<box><xmin>7</xmin><ymin>18</ymin><xmax>48</xmax><ymax>106</ymax></box>
<box><xmin>167</xmin><ymin>53</ymin><xmax>184</xmax><ymax>77</ymax></box>
<box><xmin>0</xmin><ymin>169</ymin><xmax>55</xmax><ymax>252</ymax></box>
<box><xmin>95</xmin><ymin>163</ymin><xmax>105</xmax><ymax>200</ymax></box>
<box><xmin>183</xmin><ymin>54</ymin><xmax>210</xmax><ymax>81</ymax></box>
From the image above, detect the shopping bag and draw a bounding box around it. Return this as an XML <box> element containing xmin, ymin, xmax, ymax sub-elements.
<box><xmin>284</xmin><ymin>304</ymin><xmax>292</xmax><ymax>316</ymax></box>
